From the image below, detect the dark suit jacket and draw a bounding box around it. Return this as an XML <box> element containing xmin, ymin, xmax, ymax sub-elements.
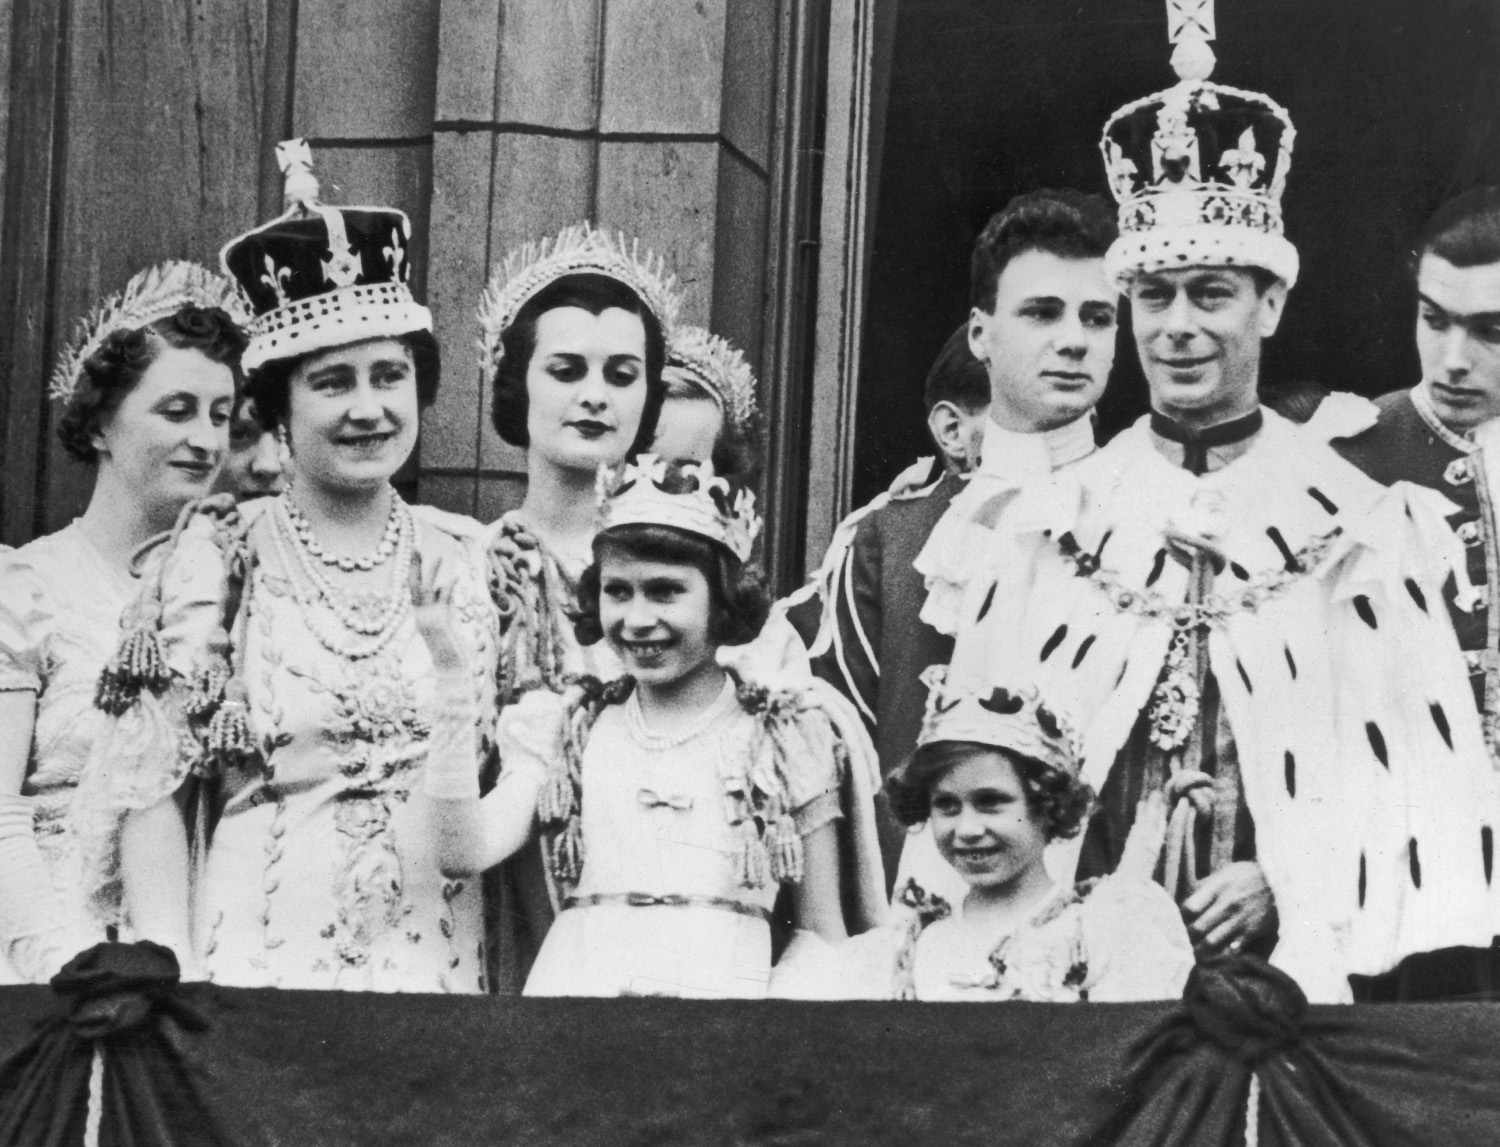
<box><xmin>796</xmin><ymin>471</ymin><xmax>963</xmax><ymax>883</ymax></box>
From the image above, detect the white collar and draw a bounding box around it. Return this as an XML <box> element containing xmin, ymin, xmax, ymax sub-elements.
<box><xmin>976</xmin><ymin>413</ymin><xmax>1096</xmax><ymax>482</ymax></box>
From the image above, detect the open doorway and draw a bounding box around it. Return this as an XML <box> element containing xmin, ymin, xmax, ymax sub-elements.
<box><xmin>845</xmin><ymin>0</ymin><xmax>1500</xmax><ymax>506</ymax></box>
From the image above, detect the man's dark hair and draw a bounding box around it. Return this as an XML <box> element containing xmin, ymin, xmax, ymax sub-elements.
<box><xmin>922</xmin><ymin>321</ymin><xmax>990</xmax><ymax>414</ymax></box>
<box><xmin>970</xmin><ymin>188</ymin><xmax>1118</xmax><ymax>313</ymax></box>
<box><xmin>1411</xmin><ymin>186</ymin><xmax>1500</xmax><ymax>273</ymax></box>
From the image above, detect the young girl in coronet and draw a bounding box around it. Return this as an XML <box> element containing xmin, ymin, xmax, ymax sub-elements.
<box><xmin>805</xmin><ymin>668</ymin><xmax>1192</xmax><ymax>1001</ymax></box>
<box><xmin>422</xmin><ymin>457</ymin><xmax>861</xmax><ymax>997</ymax></box>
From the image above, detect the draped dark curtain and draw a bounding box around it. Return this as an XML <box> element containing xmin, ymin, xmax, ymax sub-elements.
<box><xmin>3</xmin><ymin>949</ymin><xmax>1498</xmax><ymax>1146</ymax></box>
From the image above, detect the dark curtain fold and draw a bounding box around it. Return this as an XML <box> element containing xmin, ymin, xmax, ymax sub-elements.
<box><xmin>2</xmin><ymin>960</ymin><xmax>1499</xmax><ymax>1145</ymax></box>
<box><xmin>1085</xmin><ymin>955</ymin><xmax>1500</xmax><ymax>1147</ymax></box>
<box><xmin>0</xmin><ymin>943</ymin><xmax>243</xmax><ymax>1147</ymax></box>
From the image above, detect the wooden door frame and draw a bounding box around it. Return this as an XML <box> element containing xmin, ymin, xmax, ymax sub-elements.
<box><xmin>798</xmin><ymin>0</ymin><xmax>896</xmax><ymax>575</ymax></box>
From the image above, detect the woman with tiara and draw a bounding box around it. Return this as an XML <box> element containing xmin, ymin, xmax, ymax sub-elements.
<box><xmin>81</xmin><ymin>141</ymin><xmax>498</xmax><ymax>992</ymax></box>
<box><xmin>652</xmin><ymin>324</ymin><xmax>764</xmax><ymax>485</ymax></box>
<box><xmin>0</xmin><ymin>262</ymin><xmax>243</xmax><ymax>981</ymax></box>
<box><xmin>478</xmin><ymin>223</ymin><xmax>680</xmax><ymax>986</ymax></box>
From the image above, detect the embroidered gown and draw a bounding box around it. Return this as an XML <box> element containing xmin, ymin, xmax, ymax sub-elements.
<box><xmin>502</xmin><ymin>679</ymin><xmax>843</xmax><ymax>998</ymax></box>
<box><xmin>81</xmin><ymin>498</ymin><xmax>498</xmax><ymax>992</ymax></box>
<box><xmin>0</xmin><ymin>526</ymin><xmax>128</xmax><ymax>981</ymax></box>
<box><xmin>815</xmin><ymin>877</ymin><xmax>1192</xmax><ymax>1002</ymax></box>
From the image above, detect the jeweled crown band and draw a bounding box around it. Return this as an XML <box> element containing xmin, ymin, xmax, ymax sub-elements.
<box><xmin>596</xmin><ymin>454</ymin><xmax>761</xmax><ymax>563</ymax></box>
<box><xmin>915</xmin><ymin>666</ymin><xmax>1082</xmax><ymax>778</ymax></box>
<box><xmin>1099</xmin><ymin>2</ymin><xmax>1300</xmax><ymax>289</ymax></box>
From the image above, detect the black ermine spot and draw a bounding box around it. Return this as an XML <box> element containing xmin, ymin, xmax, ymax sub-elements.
<box><xmin>1307</xmin><ymin>486</ymin><xmax>1339</xmax><ymax>514</ymax></box>
<box><xmin>1366</xmin><ymin>722</ymin><xmax>1389</xmax><ymax>768</ymax></box>
<box><xmin>1071</xmin><ymin>635</ymin><xmax>1097</xmax><ymax>669</ymax></box>
<box><xmin>1265</xmin><ymin>526</ymin><xmax>1299</xmax><ymax>571</ymax></box>
<box><xmin>1353</xmin><ymin>595</ymin><xmax>1378</xmax><ymax>629</ymax></box>
<box><xmin>1040</xmin><ymin>624</ymin><xmax>1069</xmax><ymax>662</ymax></box>
<box><xmin>1230</xmin><ymin>562</ymin><xmax>1251</xmax><ymax>581</ymax></box>
<box><xmin>976</xmin><ymin>582</ymin><xmax>998</xmax><ymax>621</ymax></box>
<box><xmin>1430</xmin><ymin>702</ymin><xmax>1453</xmax><ymax>750</ymax></box>
<box><xmin>1283</xmin><ymin>645</ymin><xmax>1298</xmax><ymax>679</ymax></box>
<box><xmin>1284</xmin><ymin>750</ymin><xmax>1296</xmax><ymax>797</ymax></box>
<box><xmin>1146</xmin><ymin>550</ymin><xmax>1168</xmax><ymax>587</ymax></box>
<box><xmin>1409</xmin><ymin>838</ymin><xmax>1422</xmax><ymax>890</ymax></box>
<box><xmin>1405</xmin><ymin>578</ymin><xmax>1428</xmax><ymax>613</ymax></box>
<box><xmin>1236</xmin><ymin>659</ymin><xmax>1253</xmax><ymax>693</ymax></box>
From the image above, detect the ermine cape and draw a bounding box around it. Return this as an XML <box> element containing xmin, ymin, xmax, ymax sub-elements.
<box><xmin>920</xmin><ymin>409</ymin><xmax>1500</xmax><ymax>1002</ymax></box>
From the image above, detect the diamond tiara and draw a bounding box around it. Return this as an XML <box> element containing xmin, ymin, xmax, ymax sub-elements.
<box><xmin>49</xmin><ymin>261</ymin><xmax>245</xmax><ymax>403</ymax></box>
<box><xmin>664</xmin><ymin>325</ymin><xmax>759</xmax><ymax>433</ymax></box>
<box><xmin>477</xmin><ymin>222</ymin><xmax>683</xmax><ymax>379</ymax></box>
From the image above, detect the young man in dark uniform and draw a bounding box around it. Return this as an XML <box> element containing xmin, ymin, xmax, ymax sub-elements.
<box><xmin>1336</xmin><ymin>187</ymin><xmax>1500</xmax><ymax>999</ymax></box>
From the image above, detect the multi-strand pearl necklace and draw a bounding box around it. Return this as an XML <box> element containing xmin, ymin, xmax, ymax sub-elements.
<box><xmin>283</xmin><ymin>493</ymin><xmax>402</xmax><ymax>571</ymax></box>
<box><xmin>269</xmin><ymin>491</ymin><xmax>415</xmax><ymax>660</ymax></box>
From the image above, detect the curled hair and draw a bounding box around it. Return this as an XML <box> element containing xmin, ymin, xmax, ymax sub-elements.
<box><xmin>885</xmin><ymin>740</ymin><xmax>1094</xmax><ymax>842</ymax></box>
<box><xmin>245</xmin><ymin>329</ymin><xmax>440</xmax><ymax>432</ymax></box>
<box><xmin>490</xmin><ymin>273</ymin><xmax>667</xmax><ymax>455</ymax></box>
<box><xmin>1411</xmin><ymin>186</ymin><xmax>1500</xmax><ymax>273</ymax></box>
<box><xmin>57</xmin><ymin>305</ymin><xmax>247</xmax><ymax>463</ymax></box>
<box><xmin>970</xmin><ymin>188</ymin><xmax>1118</xmax><ymax>313</ymax></box>
<box><xmin>573</xmin><ymin>522</ymin><xmax>770</xmax><ymax>649</ymax></box>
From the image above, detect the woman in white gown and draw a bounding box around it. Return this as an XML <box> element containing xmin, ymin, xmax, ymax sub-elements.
<box><xmin>85</xmin><ymin>143</ymin><xmax>497</xmax><ymax>992</ymax></box>
<box><xmin>0</xmin><ymin>262</ymin><xmax>243</xmax><ymax>981</ymax></box>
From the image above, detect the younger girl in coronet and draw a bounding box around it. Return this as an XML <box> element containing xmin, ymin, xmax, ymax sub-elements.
<box><xmin>800</xmin><ymin>668</ymin><xmax>1193</xmax><ymax>1002</ymax></box>
<box><xmin>421</xmin><ymin>457</ymin><xmax>862</xmax><ymax>997</ymax></box>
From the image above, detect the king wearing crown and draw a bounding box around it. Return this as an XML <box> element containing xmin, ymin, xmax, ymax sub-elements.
<box><xmin>926</xmin><ymin>2</ymin><xmax>1500</xmax><ymax>1003</ymax></box>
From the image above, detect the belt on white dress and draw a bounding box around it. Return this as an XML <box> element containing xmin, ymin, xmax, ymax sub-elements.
<box><xmin>562</xmin><ymin>891</ymin><xmax>771</xmax><ymax>923</ymax></box>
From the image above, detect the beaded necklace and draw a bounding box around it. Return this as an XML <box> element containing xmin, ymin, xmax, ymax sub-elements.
<box><xmin>283</xmin><ymin>492</ymin><xmax>402</xmax><ymax>570</ymax></box>
<box><xmin>268</xmin><ymin>492</ymin><xmax>415</xmax><ymax>660</ymax></box>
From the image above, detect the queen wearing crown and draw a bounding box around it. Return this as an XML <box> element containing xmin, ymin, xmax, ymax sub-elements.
<box><xmin>0</xmin><ymin>263</ymin><xmax>244</xmax><ymax>983</ymax></box>
<box><xmin>78</xmin><ymin>142</ymin><xmax>499</xmax><ymax>992</ymax></box>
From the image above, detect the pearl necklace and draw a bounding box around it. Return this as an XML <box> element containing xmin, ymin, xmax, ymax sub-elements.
<box><xmin>622</xmin><ymin>676</ymin><xmax>739</xmax><ymax>750</ymax></box>
<box><xmin>283</xmin><ymin>493</ymin><xmax>401</xmax><ymax>571</ymax></box>
<box><xmin>270</xmin><ymin>493</ymin><xmax>415</xmax><ymax>660</ymax></box>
